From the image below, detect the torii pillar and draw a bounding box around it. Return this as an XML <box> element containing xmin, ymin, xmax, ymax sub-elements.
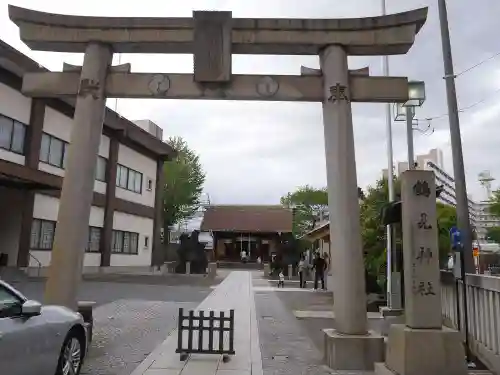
<box><xmin>320</xmin><ymin>45</ymin><xmax>384</xmax><ymax>369</ymax></box>
<box><xmin>45</xmin><ymin>44</ymin><xmax>112</xmax><ymax>309</ymax></box>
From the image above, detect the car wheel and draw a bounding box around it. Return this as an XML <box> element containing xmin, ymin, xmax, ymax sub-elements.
<box><xmin>55</xmin><ymin>331</ymin><xmax>84</xmax><ymax>375</ymax></box>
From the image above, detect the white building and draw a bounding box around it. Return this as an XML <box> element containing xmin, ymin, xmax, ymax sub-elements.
<box><xmin>0</xmin><ymin>40</ymin><xmax>174</xmax><ymax>272</ymax></box>
<box><xmin>474</xmin><ymin>201</ymin><xmax>500</xmax><ymax>240</ymax></box>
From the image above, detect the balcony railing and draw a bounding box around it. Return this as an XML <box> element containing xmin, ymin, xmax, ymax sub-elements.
<box><xmin>441</xmin><ymin>271</ymin><xmax>500</xmax><ymax>373</ymax></box>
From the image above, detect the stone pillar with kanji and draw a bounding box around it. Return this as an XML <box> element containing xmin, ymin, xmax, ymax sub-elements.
<box><xmin>375</xmin><ymin>170</ymin><xmax>467</xmax><ymax>375</ymax></box>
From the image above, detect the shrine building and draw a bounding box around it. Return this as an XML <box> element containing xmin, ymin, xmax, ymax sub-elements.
<box><xmin>200</xmin><ymin>205</ymin><xmax>293</xmax><ymax>262</ymax></box>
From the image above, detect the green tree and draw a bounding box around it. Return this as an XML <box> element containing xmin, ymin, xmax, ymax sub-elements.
<box><xmin>360</xmin><ymin>176</ymin><xmax>457</xmax><ymax>288</ymax></box>
<box><xmin>436</xmin><ymin>202</ymin><xmax>457</xmax><ymax>260</ymax></box>
<box><xmin>486</xmin><ymin>227</ymin><xmax>500</xmax><ymax>243</ymax></box>
<box><xmin>280</xmin><ymin>185</ymin><xmax>328</xmax><ymax>237</ymax></box>
<box><xmin>488</xmin><ymin>189</ymin><xmax>500</xmax><ymax>217</ymax></box>
<box><xmin>162</xmin><ymin>137</ymin><xmax>206</xmax><ymax>241</ymax></box>
<box><xmin>281</xmin><ymin>186</ymin><xmax>366</xmax><ymax>237</ymax></box>
<box><xmin>360</xmin><ymin>177</ymin><xmax>401</xmax><ymax>290</ymax></box>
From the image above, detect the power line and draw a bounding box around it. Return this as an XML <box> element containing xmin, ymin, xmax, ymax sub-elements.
<box><xmin>455</xmin><ymin>50</ymin><xmax>500</xmax><ymax>78</ymax></box>
<box><xmin>412</xmin><ymin>49</ymin><xmax>500</xmax><ymax>123</ymax></box>
<box><xmin>415</xmin><ymin>86</ymin><xmax>500</xmax><ymax>123</ymax></box>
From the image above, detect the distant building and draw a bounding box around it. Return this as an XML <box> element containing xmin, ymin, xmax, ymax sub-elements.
<box><xmin>474</xmin><ymin>201</ymin><xmax>500</xmax><ymax>240</ymax></box>
<box><xmin>200</xmin><ymin>205</ymin><xmax>293</xmax><ymax>262</ymax></box>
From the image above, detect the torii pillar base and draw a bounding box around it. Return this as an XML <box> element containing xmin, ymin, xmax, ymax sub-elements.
<box><xmin>324</xmin><ymin>329</ymin><xmax>385</xmax><ymax>371</ymax></box>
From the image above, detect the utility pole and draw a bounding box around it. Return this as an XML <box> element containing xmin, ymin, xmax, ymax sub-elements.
<box><xmin>438</xmin><ymin>0</ymin><xmax>475</xmax><ymax>273</ymax></box>
<box><xmin>381</xmin><ymin>0</ymin><xmax>401</xmax><ymax>310</ymax></box>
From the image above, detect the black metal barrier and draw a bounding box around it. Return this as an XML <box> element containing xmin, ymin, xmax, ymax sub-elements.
<box><xmin>176</xmin><ymin>308</ymin><xmax>235</xmax><ymax>361</ymax></box>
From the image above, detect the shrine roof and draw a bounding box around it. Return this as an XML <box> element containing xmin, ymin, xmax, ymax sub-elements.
<box><xmin>200</xmin><ymin>205</ymin><xmax>293</xmax><ymax>233</ymax></box>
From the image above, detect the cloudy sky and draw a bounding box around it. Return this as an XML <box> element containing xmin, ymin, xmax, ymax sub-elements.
<box><xmin>1</xmin><ymin>0</ymin><xmax>500</xmax><ymax>206</ymax></box>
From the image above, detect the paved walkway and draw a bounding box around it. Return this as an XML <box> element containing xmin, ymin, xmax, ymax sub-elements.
<box><xmin>131</xmin><ymin>271</ymin><xmax>262</xmax><ymax>375</ymax></box>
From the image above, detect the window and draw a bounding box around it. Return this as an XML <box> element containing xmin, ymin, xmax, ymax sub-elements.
<box><xmin>0</xmin><ymin>114</ymin><xmax>27</xmax><ymax>154</ymax></box>
<box><xmin>30</xmin><ymin>219</ymin><xmax>56</xmax><ymax>250</ymax></box>
<box><xmin>40</xmin><ymin>133</ymin><xmax>106</xmax><ymax>181</ymax></box>
<box><xmin>111</xmin><ymin>230</ymin><xmax>139</xmax><ymax>254</ymax></box>
<box><xmin>116</xmin><ymin>164</ymin><xmax>143</xmax><ymax>194</ymax></box>
<box><xmin>39</xmin><ymin>133</ymin><xmax>67</xmax><ymax>168</ymax></box>
<box><xmin>87</xmin><ymin>227</ymin><xmax>101</xmax><ymax>253</ymax></box>
<box><xmin>116</xmin><ymin>165</ymin><xmax>128</xmax><ymax>189</ymax></box>
<box><xmin>95</xmin><ymin>156</ymin><xmax>107</xmax><ymax>182</ymax></box>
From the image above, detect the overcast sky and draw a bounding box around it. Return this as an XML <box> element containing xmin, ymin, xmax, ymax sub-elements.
<box><xmin>2</xmin><ymin>0</ymin><xmax>500</xmax><ymax>206</ymax></box>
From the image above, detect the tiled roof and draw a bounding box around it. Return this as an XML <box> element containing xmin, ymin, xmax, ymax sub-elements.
<box><xmin>200</xmin><ymin>205</ymin><xmax>293</xmax><ymax>233</ymax></box>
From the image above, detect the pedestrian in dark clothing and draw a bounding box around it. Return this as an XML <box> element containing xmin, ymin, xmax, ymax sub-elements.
<box><xmin>313</xmin><ymin>253</ymin><xmax>326</xmax><ymax>290</ymax></box>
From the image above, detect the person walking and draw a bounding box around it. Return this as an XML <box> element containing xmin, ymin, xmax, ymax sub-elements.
<box><xmin>313</xmin><ymin>252</ymin><xmax>327</xmax><ymax>290</ymax></box>
<box><xmin>298</xmin><ymin>255</ymin><xmax>306</xmax><ymax>288</ymax></box>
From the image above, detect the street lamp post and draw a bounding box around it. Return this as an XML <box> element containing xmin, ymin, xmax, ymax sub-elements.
<box><xmin>394</xmin><ymin>81</ymin><xmax>426</xmax><ymax>170</ymax></box>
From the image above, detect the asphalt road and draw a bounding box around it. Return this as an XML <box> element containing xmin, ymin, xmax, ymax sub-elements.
<box><xmin>14</xmin><ymin>280</ymin><xmax>212</xmax><ymax>307</ymax></box>
<box><xmin>14</xmin><ymin>279</ymin><xmax>213</xmax><ymax>375</ymax></box>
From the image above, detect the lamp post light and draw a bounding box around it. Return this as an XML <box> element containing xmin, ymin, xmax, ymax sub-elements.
<box><xmin>394</xmin><ymin>81</ymin><xmax>426</xmax><ymax>170</ymax></box>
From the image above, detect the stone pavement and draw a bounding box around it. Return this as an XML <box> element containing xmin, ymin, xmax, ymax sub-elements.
<box><xmin>131</xmin><ymin>271</ymin><xmax>262</xmax><ymax>375</ymax></box>
<box><xmin>81</xmin><ymin>300</ymin><xmax>199</xmax><ymax>375</ymax></box>
<box><xmin>254</xmin><ymin>278</ymin><xmax>373</xmax><ymax>375</ymax></box>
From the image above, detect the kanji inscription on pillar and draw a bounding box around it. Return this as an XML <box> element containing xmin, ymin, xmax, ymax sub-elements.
<box><xmin>327</xmin><ymin>83</ymin><xmax>350</xmax><ymax>103</ymax></box>
<box><xmin>401</xmin><ymin>171</ymin><xmax>442</xmax><ymax>329</ymax></box>
<box><xmin>78</xmin><ymin>78</ymin><xmax>101</xmax><ymax>99</ymax></box>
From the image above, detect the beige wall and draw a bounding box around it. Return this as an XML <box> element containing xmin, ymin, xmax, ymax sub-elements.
<box><xmin>116</xmin><ymin>144</ymin><xmax>157</xmax><ymax>207</ymax></box>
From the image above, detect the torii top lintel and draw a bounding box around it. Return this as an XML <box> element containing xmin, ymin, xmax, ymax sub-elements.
<box><xmin>9</xmin><ymin>5</ymin><xmax>427</xmax><ymax>56</ymax></box>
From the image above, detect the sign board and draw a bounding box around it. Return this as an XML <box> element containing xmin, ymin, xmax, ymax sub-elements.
<box><xmin>473</xmin><ymin>248</ymin><xmax>479</xmax><ymax>257</ymax></box>
<box><xmin>449</xmin><ymin>226</ymin><xmax>462</xmax><ymax>249</ymax></box>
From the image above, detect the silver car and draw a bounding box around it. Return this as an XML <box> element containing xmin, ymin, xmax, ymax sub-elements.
<box><xmin>0</xmin><ymin>280</ymin><xmax>88</xmax><ymax>375</ymax></box>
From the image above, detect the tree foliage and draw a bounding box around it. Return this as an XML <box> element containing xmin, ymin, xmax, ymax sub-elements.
<box><xmin>162</xmin><ymin>137</ymin><xmax>206</xmax><ymax>234</ymax></box>
<box><xmin>488</xmin><ymin>189</ymin><xmax>500</xmax><ymax>217</ymax></box>
<box><xmin>359</xmin><ymin>178</ymin><xmax>401</xmax><ymax>289</ymax></box>
<box><xmin>486</xmin><ymin>227</ymin><xmax>500</xmax><ymax>243</ymax></box>
<box><xmin>281</xmin><ymin>185</ymin><xmax>368</xmax><ymax>237</ymax></box>
<box><xmin>280</xmin><ymin>185</ymin><xmax>328</xmax><ymax>236</ymax></box>
<box><xmin>360</xmin><ymin>176</ymin><xmax>457</xmax><ymax>287</ymax></box>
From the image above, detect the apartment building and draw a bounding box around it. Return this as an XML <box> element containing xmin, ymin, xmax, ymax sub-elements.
<box><xmin>474</xmin><ymin>201</ymin><xmax>500</xmax><ymax>240</ymax></box>
<box><xmin>0</xmin><ymin>40</ymin><xmax>174</xmax><ymax>271</ymax></box>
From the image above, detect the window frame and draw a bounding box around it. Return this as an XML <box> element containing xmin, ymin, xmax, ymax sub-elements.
<box><xmin>95</xmin><ymin>156</ymin><xmax>107</xmax><ymax>183</ymax></box>
<box><xmin>30</xmin><ymin>218</ymin><xmax>56</xmax><ymax>251</ymax></box>
<box><xmin>0</xmin><ymin>113</ymin><xmax>27</xmax><ymax>155</ymax></box>
<box><xmin>111</xmin><ymin>230</ymin><xmax>139</xmax><ymax>255</ymax></box>
<box><xmin>86</xmin><ymin>226</ymin><xmax>102</xmax><ymax>253</ymax></box>
<box><xmin>116</xmin><ymin>164</ymin><xmax>143</xmax><ymax>194</ymax></box>
<box><xmin>39</xmin><ymin>132</ymin><xmax>68</xmax><ymax>169</ymax></box>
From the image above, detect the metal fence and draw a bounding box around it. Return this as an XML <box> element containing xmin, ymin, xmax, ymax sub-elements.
<box><xmin>176</xmin><ymin>308</ymin><xmax>235</xmax><ymax>361</ymax></box>
<box><xmin>441</xmin><ymin>271</ymin><xmax>500</xmax><ymax>373</ymax></box>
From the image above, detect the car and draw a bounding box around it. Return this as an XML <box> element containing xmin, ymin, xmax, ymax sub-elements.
<box><xmin>0</xmin><ymin>279</ymin><xmax>88</xmax><ymax>375</ymax></box>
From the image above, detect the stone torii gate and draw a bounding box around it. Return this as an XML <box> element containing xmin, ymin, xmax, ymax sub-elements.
<box><xmin>9</xmin><ymin>5</ymin><xmax>428</xmax><ymax>370</ymax></box>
